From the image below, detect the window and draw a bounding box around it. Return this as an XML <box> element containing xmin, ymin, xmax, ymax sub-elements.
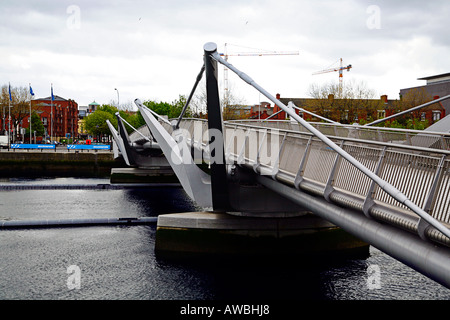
<box><xmin>421</xmin><ymin>112</ymin><xmax>426</xmax><ymax>122</ymax></box>
<box><xmin>377</xmin><ymin>110</ymin><xmax>385</xmax><ymax>119</ymax></box>
<box><xmin>433</xmin><ymin>111</ymin><xmax>441</xmax><ymax>122</ymax></box>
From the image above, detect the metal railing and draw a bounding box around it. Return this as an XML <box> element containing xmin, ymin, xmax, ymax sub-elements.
<box><xmin>230</xmin><ymin>120</ymin><xmax>450</xmax><ymax>151</ymax></box>
<box><xmin>174</xmin><ymin>117</ymin><xmax>450</xmax><ymax>247</ymax></box>
<box><xmin>173</xmin><ymin>42</ymin><xmax>450</xmax><ymax>245</ymax></box>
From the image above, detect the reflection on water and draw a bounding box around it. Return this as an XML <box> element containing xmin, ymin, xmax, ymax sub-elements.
<box><xmin>0</xmin><ymin>178</ymin><xmax>449</xmax><ymax>300</ymax></box>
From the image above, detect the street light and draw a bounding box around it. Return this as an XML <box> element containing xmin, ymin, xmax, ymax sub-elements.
<box><xmin>115</xmin><ymin>88</ymin><xmax>119</xmax><ymax>109</ymax></box>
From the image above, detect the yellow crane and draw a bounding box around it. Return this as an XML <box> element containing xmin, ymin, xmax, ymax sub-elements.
<box><xmin>219</xmin><ymin>43</ymin><xmax>299</xmax><ymax>106</ymax></box>
<box><xmin>313</xmin><ymin>58</ymin><xmax>352</xmax><ymax>97</ymax></box>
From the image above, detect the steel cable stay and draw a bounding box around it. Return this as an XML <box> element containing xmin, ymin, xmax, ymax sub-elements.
<box><xmin>175</xmin><ymin>63</ymin><xmax>205</xmax><ymax>130</ymax></box>
<box><xmin>116</xmin><ymin>112</ymin><xmax>153</xmax><ymax>142</ymax></box>
<box><xmin>206</xmin><ymin>42</ymin><xmax>450</xmax><ymax>241</ymax></box>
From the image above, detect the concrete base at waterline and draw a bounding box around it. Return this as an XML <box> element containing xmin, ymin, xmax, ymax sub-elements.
<box><xmin>110</xmin><ymin>167</ymin><xmax>179</xmax><ymax>184</ymax></box>
<box><xmin>155</xmin><ymin>212</ymin><xmax>369</xmax><ymax>259</ymax></box>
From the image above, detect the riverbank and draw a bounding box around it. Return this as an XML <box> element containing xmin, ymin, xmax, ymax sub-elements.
<box><xmin>0</xmin><ymin>149</ymin><xmax>123</xmax><ymax>177</ymax></box>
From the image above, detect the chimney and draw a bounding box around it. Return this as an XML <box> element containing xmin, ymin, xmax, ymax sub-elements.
<box><xmin>381</xmin><ymin>95</ymin><xmax>388</xmax><ymax>103</ymax></box>
<box><xmin>276</xmin><ymin>93</ymin><xmax>281</xmax><ymax>99</ymax></box>
<box><xmin>328</xmin><ymin>94</ymin><xmax>334</xmax><ymax>102</ymax></box>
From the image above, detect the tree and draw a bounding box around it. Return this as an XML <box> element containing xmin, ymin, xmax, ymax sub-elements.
<box><xmin>0</xmin><ymin>84</ymin><xmax>36</xmax><ymax>133</ymax></box>
<box><xmin>96</xmin><ymin>103</ymin><xmax>150</xmax><ymax>134</ymax></box>
<box><xmin>191</xmin><ymin>80</ymin><xmax>246</xmax><ymax>120</ymax></box>
<box><xmin>143</xmin><ymin>95</ymin><xmax>191</xmax><ymax>119</ymax></box>
<box><xmin>84</xmin><ymin>110</ymin><xmax>115</xmax><ymax>137</ymax></box>
<box><xmin>26</xmin><ymin>112</ymin><xmax>45</xmax><ymax>137</ymax></box>
<box><xmin>380</xmin><ymin>88</ymin><xmax>434</xmax><ymax>129</ymax></box>
<box><xmin>307</xmin><ymin>80</ymin><xmax>381</xmax><ymax>123</ymax></box>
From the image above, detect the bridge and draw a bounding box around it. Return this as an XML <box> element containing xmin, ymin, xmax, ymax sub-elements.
<box><xmin>108</xmin><ymin>42</ymin><xmax>450</xmax><ymax>289</ymax></box>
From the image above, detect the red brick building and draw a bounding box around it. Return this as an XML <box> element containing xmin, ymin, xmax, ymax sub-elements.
<box><xmin>276</xmin><ymin>93</ymin><xmax>445</xmax><ymax>126</ymax></box>
<box><xmin>29</xmin><ymin>95</ymin><xmax>79</xmax><ymax>142</ymax></box>
<box><xmin>400</xmin><ymin>72</ymin><xmax>450</xmax><ymax>116</ymax></box>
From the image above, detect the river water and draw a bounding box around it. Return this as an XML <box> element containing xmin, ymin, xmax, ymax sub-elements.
<box><xmin>0</xmin><ymin>177</ymin><xmax>449</xmax><ymax>302</ymax></box>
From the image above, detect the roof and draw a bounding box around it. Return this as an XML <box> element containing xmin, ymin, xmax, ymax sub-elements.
<box><xmin>35</xmin><ymin>95</ymin><xmax>68</xmax><ymax>102</ymax></box>
<box><xmin>89</xmin><ymin>101</ymin><xmax>100</xmax><ymax>106</ymax></box>
<box><xmin>424</xmin><ymin>114</ymin><xmax>450</xmax><ymax>133</ymax></box>
<box><xmin>418</xmin><ymin>72</ymin><xmax>450</xmax><ymax>81</ymax></box>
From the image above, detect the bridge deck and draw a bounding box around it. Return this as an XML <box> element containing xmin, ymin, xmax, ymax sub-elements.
<box><xmin>169</xmin><ymin>119</ymin><xmax>450</xmax><ymax>247</ymax></box>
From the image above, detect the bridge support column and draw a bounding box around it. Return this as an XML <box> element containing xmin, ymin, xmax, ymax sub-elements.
<box><xmin>256</xmin><ymin>175</ymin><xmax>450</xmax><ymax>289</ymax></box>
<box><xmin>204</xmin><ymin>42</ymin><xmax>230</xmax><ymax>212</ymax></box>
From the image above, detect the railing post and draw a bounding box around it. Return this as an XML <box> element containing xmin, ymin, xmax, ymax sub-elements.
<box><xmin>363</xmin><ymin>146</ymin><xmax>387</xmax><ymax>218</ymax></box>
<box><xmin>204</xmin><ymin>42</ymin><xmax>230</xmax><ymax>211</ymax></box>
<box><xmin>271</xmin><ymin>132</ymin><xmax>287</xmax><ymax>180</ymax></box>
<box><xmin>324</xmin><ymin>140</ymin><xmax>345</xmax><ymax>202</ymax></box>
<box><xmin>253</xmin><ymin>129</ymin><xmax>267</xmax><ymax>173</ymax></box>
<box><xmin>418</xmin><ymin>155</ymin><xmax>447</xmax><ymax>240</ymax></box>
<box><xmin>294</xmin><ymin>136</ymin><xmax>313</xmax><ymax>189</ymax></box>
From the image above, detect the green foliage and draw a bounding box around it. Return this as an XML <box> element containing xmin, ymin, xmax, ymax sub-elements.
<box><xmin>85</xmin><ymin>95</ymin><xmax>190</xmax><ymax>137</ymax></box>
<box><xmin>374</xmin><ymin>118</ymin><xmax>430</xmax><ymax>130</ymax></box>
<box><xmin>97</xmin><ymin>104</ymin><xmax>145</xmax><ymax>134</ymax></box>
<box><xmin>85</xmin><ymin>110</ymin><xmax>115</xmax><ymax>136</ymax></box>
<box><xmin>143</xmin><ymin>95</ymin><xmax>190</xmax><ymax>119</ymax></box>
<box><xmin>26</xmin><ymin>112</ymin><xmax>45</xmax><ymax>136</ymax></box>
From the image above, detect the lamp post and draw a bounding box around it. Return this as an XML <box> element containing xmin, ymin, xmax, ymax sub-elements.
<box><xmin>8</xmin><ymin>95</ymin><xmax>11</xmax><ymax>149</ymax></box>
<box><xmin>51</xmin><ymin>84</ymin><xmax>54</xmax><ymax>144</ymax></box>
<box><xmin>115</xmin><ymin>88</ymin><xmax>119</xmax><ymax>109</ymax></box>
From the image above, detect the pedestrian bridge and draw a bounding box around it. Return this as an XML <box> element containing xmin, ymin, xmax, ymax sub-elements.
<box><xmin>108</xmin><ymin>42</ymin><xmax>450</xmax><ymax>288</ymax></box>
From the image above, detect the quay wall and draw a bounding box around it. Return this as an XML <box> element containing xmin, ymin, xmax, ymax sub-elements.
<box><xmin>0</xmin><ymin>151</ymin><xmax>123</xmax><ymax>177</ymax></box>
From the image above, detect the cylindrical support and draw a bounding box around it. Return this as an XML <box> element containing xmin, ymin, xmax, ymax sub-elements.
<box><xmin>257</xmin><ymin>175</ymin><xmax>450</xmax><ymax>289</ymax></box>
<box><xmin>203</xmin><ymin>42</ymin><xmax>230</xmax><ymax>211</ymax></box>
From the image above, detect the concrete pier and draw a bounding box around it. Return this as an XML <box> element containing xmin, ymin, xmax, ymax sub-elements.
<box><xmin>155</xmin><ymin>211</ymin><xmax>369</xmax><ymax>259</ymax></box>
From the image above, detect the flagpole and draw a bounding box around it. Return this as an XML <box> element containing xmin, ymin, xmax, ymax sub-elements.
<box><xmin>51</xmin><ymin>84</ymin><xmax>53</xmax><ymax>144</ymax></box>
<box><xmin>8</xmin><ymin>83</ymin><xmax>11</xmax><ymax>150</ymax></box>
<box><xmin>29</xmin><ymin>84</ymin><xmax>32</xmax><ymax>144</ymax></box>
<box><xmin>8</xmin><ymin>98</ymin><xmax>10</xmax><ymax>149</ymax></box>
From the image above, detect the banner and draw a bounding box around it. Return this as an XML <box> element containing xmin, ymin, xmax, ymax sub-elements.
<box><xmin>67</xmin><ymin>145</ymin><xmax>110</xmax><ymax>150</ymax></box>
<box><xmin>11</xmin><ymin>144</ymin><xmax>55</xmax><ymax>149</ymax></box>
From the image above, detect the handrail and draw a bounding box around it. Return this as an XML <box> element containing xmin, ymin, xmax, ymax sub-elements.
<box><xmin>220</xmin><ymin>120</ymin><xmax>450</xmax><ymax>156</ymax></box>
<box><xmin>175</xmin><ymin>118</ymin><xmax>450</xmax><ymax>155</ymax></box>
<box><xmin>207</xmin><ymin>41</ymin><xmax>450</xmax><ymax>240</ymax></box>
<box><xmin>231</xmin><ymin>119</ymin><xmax>450</xmax><ymax>138</ymax></box>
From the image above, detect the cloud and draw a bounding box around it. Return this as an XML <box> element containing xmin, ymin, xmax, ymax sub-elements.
<box><xmin>1</xmin><ymin>0</ymin><xmax>449</xmax><ymax>107</ymax></box>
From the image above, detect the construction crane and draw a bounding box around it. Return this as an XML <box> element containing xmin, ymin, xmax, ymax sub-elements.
<box><xmin>219</xmin><ymin>43</ymin><xmax>299</xmax><ymax>106</ymax></box>
<box><xmin>313</xmin><ymin>58</ymin><xmax>352</xmax><ymax>97</ymax></box>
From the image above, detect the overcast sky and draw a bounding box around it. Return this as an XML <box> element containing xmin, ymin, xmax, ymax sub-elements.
<box><xmin>1</xmin><ymin>0</ymin><xmax>449</xmax><ymax>108</ymax></box>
